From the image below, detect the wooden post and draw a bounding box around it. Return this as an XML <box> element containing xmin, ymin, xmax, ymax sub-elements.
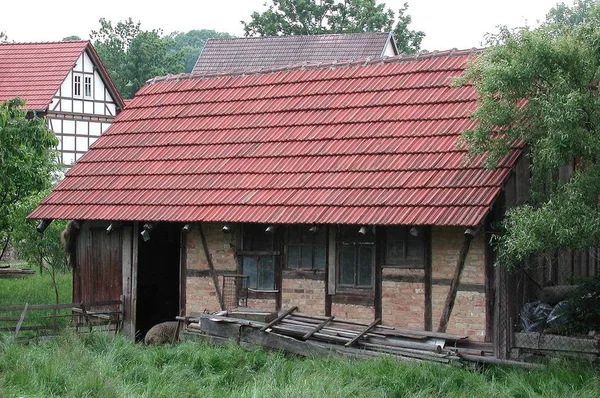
<box><xmin>198</xmin><ymin>223</ymin><xmax>226</xmax><ymax>311</ymax></box>
<box><xmin>261</xmin><ymin>306</ymin><xmax>298</xmax><ymax>332</ymax></box>
<box><xmin>80</xmin><ymin>302</ymin><xmax>92</xmax><ymax>332</ymax></box>
<box><xmin>424</xmin><ymin>227</ymin><xmax>432</xmax><ymax>331</ymax></box>
<box><xmin>437</xmin><ymin>229</ymin><xmax>475</xmax><ymax>333</ymax></box>
<box><xmin>14</xmin><ymin>303</ymin><xmax>28</xmax><ymax>339</ymax></box>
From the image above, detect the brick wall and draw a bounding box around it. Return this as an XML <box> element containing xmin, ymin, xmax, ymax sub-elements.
<box><xmin>382</xmin><ymin>268</ymin><xmax>425</xmax><ymax>329</ymax></box>
<box><xmin>430</xmin><ymin>226</ymin><xmax>486</xmax><ymax>340</ymax></box>
<box><xmin>184</xmin><ymin>224</ymin><xmax>488</xmax><ymax>341</ymax></box>
<box><xmin>185</xmin><ymin>223</ymin><xmax>237</xmax><ymax>315</ymax></box>
<box><xmin>331</xmin><ymin>303</ymin><xmax>375</xmax><ymax>323</ymax></box>
<box><xmin>281</xmin><ymin>277</ymin><xmax>326</xmax><ymax>315</ymax></box>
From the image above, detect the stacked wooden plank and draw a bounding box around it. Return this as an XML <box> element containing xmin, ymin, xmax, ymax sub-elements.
<box><xmin>180</xmin><ymin>308</ymin><xmax>539</xmax><ymax>367</ymax></box>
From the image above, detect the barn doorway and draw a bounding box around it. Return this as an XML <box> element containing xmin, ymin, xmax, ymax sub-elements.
<box><xmin>135</xmin><ymin>222</ymin><xmax>181</xmax><ymax>339</ymax></box>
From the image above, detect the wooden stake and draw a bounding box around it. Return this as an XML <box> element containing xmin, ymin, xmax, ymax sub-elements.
<box><xmin>14</xmin><ymin>303</ymin><xmax>28</xmax><ymax>339</ymax></box>
<box><xmin>437</xmin><ymin>230</ymin><xmax>475</xmax><ymax>333</ymax></box>
<box><xmin>198</xmin><ymin>223</ymin><xmax>226</xmax><ymax>310</ymax></box>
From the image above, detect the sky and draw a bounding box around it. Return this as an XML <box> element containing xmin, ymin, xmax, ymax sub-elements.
<box><xmin>0</xmin><ymin>0</ymin><xmax>563</xmax><ymax>50</ymax></box>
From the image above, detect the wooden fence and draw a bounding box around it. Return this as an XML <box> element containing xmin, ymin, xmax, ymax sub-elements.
<box><xmin>0</xmin><ymin>298</ymin><xmax>123</xmax><ymax>342</ymax></box>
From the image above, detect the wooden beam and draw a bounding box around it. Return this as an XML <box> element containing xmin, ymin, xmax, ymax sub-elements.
<box><xmin>198</xmin><ymin>223</ymin><xmax>226</xmax><ymax>310</ymax></box>
<box><xmin>345</xmin><ymin>318</ymin><xmax>380</xmax><ymax>347</ymax></box>
<box><xmin>424</xmin><ymin>227</ymin><xmax>432</xmax><ymax>331</ymax></box>
<box><xmin>302</xmin><ymin>316</ymin><xmax>334</xmax><ymax>340</ymax></box>
<box><xmin>260</xmin><ymin>306</ymin><xmax>298</xmax><ymax>332</ymax></box>
<box><xmin>437</xmin><ymin>230</ymin><xmax>475</xmax><ymax>333</ymax></box>
<box><xmin>327</xmin><ymin>226</ymin><xmax>337</xmax><ymax>296</ymax></box>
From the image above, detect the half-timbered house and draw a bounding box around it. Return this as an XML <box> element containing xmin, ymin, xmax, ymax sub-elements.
<box><xmin>32</xmin><ymin>50</ymin><xmax>591</xmax><ymax>359</ymax></box>
<box><xmin>0</xmin><ymin>41</ymin><xmax>125</xmax><ymax>165</ymax></box>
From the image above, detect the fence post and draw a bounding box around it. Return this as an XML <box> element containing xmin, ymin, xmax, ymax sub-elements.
<box><xmin>14</xmin><ymin>303</ymin><xmax>28</xmax><ymax>340</ymax></box>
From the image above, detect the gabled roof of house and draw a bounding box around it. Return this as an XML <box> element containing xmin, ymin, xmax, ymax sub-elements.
<box><xmin>30</xmin><ymin>49</ymin><xmax>521</xmax><ymax>227</ymax></box>
<box><xmin>0</xmin><ymin>40</ymin><xmax>124</xmax><ymax>111</ymax></box>
<box><xmin>193</xmin><ymin>32</ymin><xmax>396</xmax><ymax>74</ymax></box>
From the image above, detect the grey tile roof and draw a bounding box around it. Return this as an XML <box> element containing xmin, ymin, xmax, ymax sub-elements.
<box><xmin>193</xmin><ymin>32</ymin><xmax>395</xmax><ymax>74</ymax></box>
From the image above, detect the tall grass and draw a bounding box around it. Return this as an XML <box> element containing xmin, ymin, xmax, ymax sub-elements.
<box><xmin>0</xmin><ymin>270</ymin><xmax>72</xmax><ymax>306</ymax></box>
<box><xmin>0</xmin><ymin>332</ymin><xmax>598</xmax><ymax>398</ymax></box>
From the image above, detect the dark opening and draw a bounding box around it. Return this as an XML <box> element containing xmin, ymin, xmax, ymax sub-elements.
<box><xmin>136</xmin><ymin>222</ymin><xmax>181</xmax><ymax>339</ymax></box>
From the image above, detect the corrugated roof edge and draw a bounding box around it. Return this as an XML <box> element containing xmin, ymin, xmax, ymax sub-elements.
<box><xmin>149</xmin><ymin>48</ymin><xmax>484</xmax><ymax>85</ymax></box>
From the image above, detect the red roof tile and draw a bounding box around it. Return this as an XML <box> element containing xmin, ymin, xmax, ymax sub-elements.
<box><xmin>30</xmin><ymin>50</ymin><xmax>521</xmax><ymax>227</ymax></box>
<box><xmin>193</xmin><ymin>33</ymin><xmax>395</xmax><ymax>75</ymax></box>
<box><xmin>0</xmin><ymin>41</ymin><xmax>124</xmax><ymax>110</ymax></box>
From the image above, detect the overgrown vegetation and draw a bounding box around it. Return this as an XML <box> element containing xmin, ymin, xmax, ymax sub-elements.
<box><xmin>0</xmin><ymin>331</ymin><xmax>597</xmax><ymax>397</ymax></box>
<box><xmin>457</xmin><ymin>1</ymin><xmax>600</xmax><ymax>268</ymax></box>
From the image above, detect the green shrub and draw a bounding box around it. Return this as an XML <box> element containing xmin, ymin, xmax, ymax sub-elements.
<box><xmin>562</xmin><ymin>276</ymin><xmax>600</xmax><ymax>334</ymax></box>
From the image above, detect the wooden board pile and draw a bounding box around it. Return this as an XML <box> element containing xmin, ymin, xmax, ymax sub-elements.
<box><xmin>181</xmin><ymin>307</ymin><xmax>538</xmax><ymax>368</ymax></box>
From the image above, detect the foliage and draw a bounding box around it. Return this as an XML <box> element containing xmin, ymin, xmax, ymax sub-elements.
<box><xmin>561</xmin><ymin>275</ymin><xmax>600</xmax><ymax>334</ymax></box>
<box><xmin>242</xmin><ymin>0</ymin><xmax>424</xmax><ymax>54</ymax></box>
<box><xmin>456</xmin><ymin>4</ymin><xmax>600</xmax><ymax>268</ymax></box>
<box><xmin>91</xmin><ymin>18</ymin><xmax>184</xmax><ymax>99</ymax></box>
<box><xmin>0</xmin><ymin>332</ymin><xmax>599</xmax><ymax>397</ymax></box>
<box><xmin>0</xmin><ymin>31</ymin><xmax>7</xmax><ymax>43</ymax></box>
<box><xmin>545</xmin><ymin>0</ymin><xmax>598</xmax><ymax>30</ymax></box>
<box><xmin>62</xmin><ymin>35</ymin><xmax>82</xmax><ymax>41</ymax></box>
<box><xmin>167</xmin><ymin>30</ymin><xmax>233</xmax><ymax>73</ymax></box>
<box><xmin>0</xmin><ymin>98</ymin><xmax>59</xmax><ymax>261</ymax></box>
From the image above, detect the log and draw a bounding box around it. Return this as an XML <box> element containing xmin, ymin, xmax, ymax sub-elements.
<box><xmin>458</xmin><ymin>353</ymin><xmax>545</xmax><ymax>369</ymax></box>
<box><xmin>438</xmin><ymin>229</ymin><xmax>475</xmax><ymax>333</ymax></box>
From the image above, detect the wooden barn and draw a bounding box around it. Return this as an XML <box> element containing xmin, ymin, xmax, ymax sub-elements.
<box><xmin>0</xmin><ymin>41</ymin><xmax>125</xmax><ymax>165</ymax></box>
<box><xmin>30</xmin><ymin>49</ymin><xmax>575</xmax><ymax>358</ymax></box>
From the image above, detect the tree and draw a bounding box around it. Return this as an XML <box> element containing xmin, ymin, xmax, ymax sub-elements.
<box><xmin>456</xmin><ymin>3</ymin><xmax>600</xmax><ymax>268</ymax></box>
<box><xmin>0</xmin><ymin>98</ymin><xmax>59</xmax><ymax>261</ymax></box>
<box><xmin>62</xmin><ymin>35</ymin><xmax>82</xmax><ymax>41</ymax></box>
<box><xmin>545</xmin><ymin>0</ymin><xmax>597</xmax><ymax>30</ymax></box>
<box><xmin>91</xmin><ymin>18</ymin><xmax>184</xmax><ymax>99</ymax></box>
<box><xmin>167</xmin><ymin>30</ymin><xmax>233</xmax><ymax>73</ymax></box>
<box><xmin>0</xmin><ymin>31</ymin><xmax>8</xmax><ymax>43</ymax></box>
<box><xmin>242</xmin><ymin>0</ymin><xmax>424</xmax><ymax>54</ymax></box>
<box><xmin>10</xmin><ymin>190</ymin><xmax>67</xmax><ymax>303</ymax></box>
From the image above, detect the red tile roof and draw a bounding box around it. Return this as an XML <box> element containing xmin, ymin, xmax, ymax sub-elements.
<box><xmin>0</xmin><ymin>41</ymin><xmax>124</xmax><ymax>110</ymax></box>
<box><xmin>193</xmin><ymin>33</ymin><xmax>395</xmax><ymax>75</ymax></box>
<box><xmin>31</xmin><ymin>50</ymin><xmax>521</xmax><ymax>227</ymax></box>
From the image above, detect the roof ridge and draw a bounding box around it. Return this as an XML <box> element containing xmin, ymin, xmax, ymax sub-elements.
<box><xmin>0</xmin><ymin>40</ymin><xmax>90</xmax><ymax>46</ymax></box>
<box><xmin>204</xmin><ymin>32</ymin><xmax>391</xmax><ymax>43</ymax></box>
<box><xmin>148</xmin><ymin>48</ymin><xmax>483</xmax><ymax>85</ymax></box>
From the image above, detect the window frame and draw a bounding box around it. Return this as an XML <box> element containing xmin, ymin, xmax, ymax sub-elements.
<box><xmin>382</xmin><ymin>226</ymin><xmax>428</xmax><ymax>269</ymax></box>
<box><xmin>284</xmin><ymin>225</ymin><xmax>327</xmax><ymax>271</ymax></box>
<box><xmin>73</xmin><ymin>73</ymin><xmax>82</xmax><ymax>98</ymax></box>
<box><xmin>237</xmin><ymin>224</ymin><xmax>280</xmax><ymax>291</ymax></box>
<box><xmin>336</xmin><ymin>226</ymin><xmax>375</xmax><ymax>292</ymax></box>
<box><xmin>83</xmin><ymin>75</ymin><xmax>93</xmax><ymax>99</ymax></box>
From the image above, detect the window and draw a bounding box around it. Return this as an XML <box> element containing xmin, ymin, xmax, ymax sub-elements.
<box><xmin>240</xmin><ymin>224</ymin><xmax>277</xmax><ymax>290</ymax></box>
<box><xmin>73</xmin><ymin>74</ymin><xmax>82</xmax><ymax>97</ymax></box>
<box><xmin>73</xmin><ymin>73</ymin><xmax>93</xmax><ymax>99</ymax></box>
<box><xmin>84</xmin><ymin>76</ymin><xmax>92</xmax><ymax>98</ymax></box>
<box><xmin>286</xmin><ymin>225</ymin><xmax>326</xmax><ymax>270</ymax></box>
<box><xmin>384</xmin><ymin>226</ymin><xmax>426</xmax><ymax>268</ymax></box>
<box><xmin>338</xmin><ymin>226</ymin><xmax>374</xmax><ymax>289</ymax></box>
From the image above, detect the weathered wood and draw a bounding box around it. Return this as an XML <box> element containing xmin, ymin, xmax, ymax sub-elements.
<box><xmin>458</xmin><ymin>352</ymin><xmax>545</xmax><ymax>369</ymax></box>
<box><xmin>345</xmin><ymin>318</ymin><xmax>380</xmax><ymax>347</ymax></box>
<box><xmin>79</xmin><ymin>302</ymin><xmax>92</xmax><ymax>332</ymax></box>
<box><xmin>198</xmin><ymin>223</ymin><xmax>226</xmax><ymax>310</ymax></box>
<box><xmin>424</xmin><ymin>227</ymin><xmax>432</xmax><ymax>331</ymax></box>
<box><xmin>538</xmin><ymin>285</ymin><xmax>579</xmax><ymax>305</ymax></box>
<box><xmin>13</xmin><ymin>303</ymin><xmax>28</xmax><ymax>339</ymax></box>
<box><xmin>121</xmin><ymin>226</ymin><xmax>133</xmax><ymax>338</ymax></box>
<box><xmin>0</xmin><ymin>300</ymin><xmax>122</xmax><ymax>312</ymax></box>
<box><xmin>200</xmin><ymin>314</ymin><xmax>262</xmax><ymax>327</ymax></box>
<box><xmin>365</xmin><ymin>335</ymin><xmax>444</xmax><ymax>353</ymax></box>
<box><xmin>514</xmin><ymin>332</ymin><xmax>600</xmax><ymax>354</ymax></box>
<box><xmin>438</xmin><ymin>231</ymin><xmax>474</xmax><ymax>333</ymax></box>
<box><xmin>302</xmin><ymin>316</ymin><xmax>334</xmax><ymax>340</ymax></box>
<box><xmin>328</xmin><ymin>227</ymin><xmax>337</xmax><ymax>296</ymax></box>
<box><xmin>360</xmin><ymin>342</ymin><xmax>450</xmax><ymax>363</ymax></box>
<box><xmin>484</xmin><ymin>214</ymin><xmax>495</xmax><ymax>343</ymax></box>
<box><xmin>260</xmin><ymin>306</ymin><xmax>298</xmax><ymax>331</ymax></box>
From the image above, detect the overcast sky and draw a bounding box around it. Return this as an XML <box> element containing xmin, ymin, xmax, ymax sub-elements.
<box><xmin>1</xmin><ymin>0</ymin><xmax>562</xmax><ymax>50</ymax></box>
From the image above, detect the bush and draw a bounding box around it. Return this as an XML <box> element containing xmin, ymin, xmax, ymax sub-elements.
<box><xmin>562</xmin><ymin>276</ymin><xmax>600</xmax><ymax>335</ymax></box>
